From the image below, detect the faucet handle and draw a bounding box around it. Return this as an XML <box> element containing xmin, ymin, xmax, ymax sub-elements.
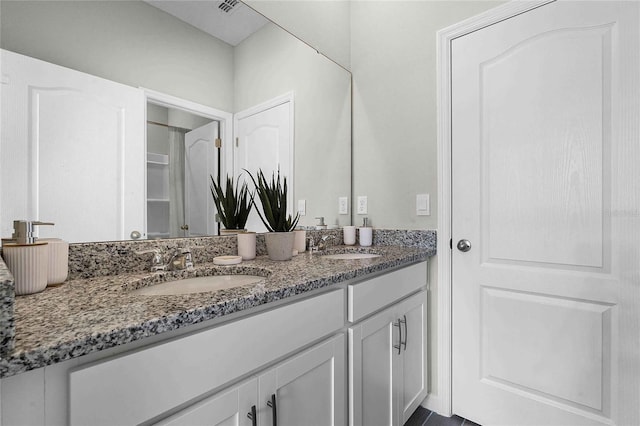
<box><xmin>135</xmin><ymin>248</ymin><xmax>165</xmax><ymax>271</ymax></box>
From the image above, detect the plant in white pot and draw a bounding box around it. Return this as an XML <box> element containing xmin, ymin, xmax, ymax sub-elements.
<box><xmin>209</xmin><ymin>174</ymin><xmax>253</xmax><ymax>234</ymax></box>
<box><xmin>246</xmin><ymin>168</ymin><xmax>300</xmax><ymax>261</ymax></box>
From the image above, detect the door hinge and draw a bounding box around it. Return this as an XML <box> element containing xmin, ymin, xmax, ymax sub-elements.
<box><xmin>214</xmin><ymin>138</ymin><xmax>222</xmax><ymax>148</ymax></box>
<box><xmin>450</xmin><ymin>238</ymin><xmax>453</xmax><ymax>250</ymax></box>
<box><xmin>235</xmin><ymin>137</ymin><xmax>239</xmax><ymax>147</ymax></box>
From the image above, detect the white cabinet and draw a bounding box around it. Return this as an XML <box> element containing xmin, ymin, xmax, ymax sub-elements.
<box><xmin>0</xmin><ymin>261</ymin><xmax>428</xmax><ymax>426</ymax></box>
<box><xmin>157</xmin><ymin>379</ymin><xmax>257</xmax><ymax>426</ymax></box>
<box><xmin>258</xmin><ymin>334</ymin><xmax>345</xmax><ymax>426</ymax></box>
<box><xmin>69</xmin><ymin>289</ymin><xmax>344</xmax><ymax>425</ymax></box>
<box><xmin>156</xmin><ymin>334</ymin><xmax>346</xmax><ymax>426</ymax></box>
<box><xmin>349</xmin><ymin>291</ymin><xmax>427</xmax><ymax>426</ymax></box>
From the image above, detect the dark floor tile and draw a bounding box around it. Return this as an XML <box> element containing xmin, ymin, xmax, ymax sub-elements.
<box><xmin>404</xmin><ymin>406</ymin><xmax>432</xmax><ymax>426</ymax></box>
<box><xmin>424</xmin><ymin>413</ymin><xmax>465</xmax><ymax>426</ymax></box>
<box><xmin>461</xmin><ymin>418</ymin><xmax>481</xmax><ymax>426</ymax></box>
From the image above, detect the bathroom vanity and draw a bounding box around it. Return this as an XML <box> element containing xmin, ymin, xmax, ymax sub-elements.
<box><xmin>0</xmin><ymin>233</ymin><xmax>435</xmax><ymax>426</ymax></box>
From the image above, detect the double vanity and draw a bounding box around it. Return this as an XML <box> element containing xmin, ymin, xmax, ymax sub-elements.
<box><xmin>0</xmin><ymin>230</ymin><xmax>435</xmax><ymax>426</ymax></box>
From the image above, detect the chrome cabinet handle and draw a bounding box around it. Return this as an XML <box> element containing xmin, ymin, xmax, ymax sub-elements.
<box><xmin>247</xmin><ymin>405</ymin><xmax>257</xmax><ymax>426</ymax></box>
<box><xmin>400</xmin><ymin>315</ymin><xmax>407</xmax><ymax>351</ymax></box>
<box><xmin>393</xmin><ymin>319</ymin><xmax>402</xmax><ymax>355</ymax></box>
<box><xmin>457</xmin><ymin>239</ymin><xmax>471</xmax><ymax>252</ymax></box>
<box><xmin>266</xmin><ymin>394</ymin><xmax>277</xmax><ymax>426</ymax></box>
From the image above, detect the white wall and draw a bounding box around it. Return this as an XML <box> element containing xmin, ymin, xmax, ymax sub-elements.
<box><xmin>350</xmin><ymin>0</ymin><xmax>504</xmax><ymax>403</ymax></box>
<box><xmin>0</xmin><ymin>0</ymin><xmax>235</xmax><ymax>112</ymax></box>
<box><xmin>234</xmin><ymin>23</ymin><xmax>352</xmax><ymax>228</ymax></box>
<box><xmin>246</xmin><ymin>0</ymin><xmax>351</xmax><ymax>70</ymax></box>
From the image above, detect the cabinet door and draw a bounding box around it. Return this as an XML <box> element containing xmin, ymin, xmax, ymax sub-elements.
<box><xmin>155</xmin><ymin>379</ymin><xmax>257</xmax><ymax>426</ymax></box>
<box><xmin>259</xmin><ymin>334</ymin><xmax>346</xmax><ymax>426</ymax></box>
<box><xmin>396</xmin><ymin>291</ymin><xmax>428</xmax><ymax>425</ymax></box>
<box><xmin>349</xmin><ymin>307</ymin><xmax>400</xmax><ymax>426</ymax></box>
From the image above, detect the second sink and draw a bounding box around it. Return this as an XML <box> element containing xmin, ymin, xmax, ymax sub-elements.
<box><xmin>131</xmin><ymin>275</ymin><xmax>265</xmax><ymax>296</ymax></box>
<box><xmin>322</xmin><ymin>253</ymin><xmax>381</xmax><ymax>260</ymax></box>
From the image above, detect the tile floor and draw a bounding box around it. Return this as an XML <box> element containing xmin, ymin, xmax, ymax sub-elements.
<box><xmin>404</xmin><ymin>407</ymin><xmax>480</xmax><ymax>426</ymax></box>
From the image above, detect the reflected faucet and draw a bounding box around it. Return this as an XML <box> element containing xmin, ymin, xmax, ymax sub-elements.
<box><xmin>135</xmin><ymin>247</ymin><xmax>194</xmax><ymax>272</ymax></box>
<box><xmin>307</xmin><ymin>235</ymin><xmax>336</xmax><ymax>253</ymax></box>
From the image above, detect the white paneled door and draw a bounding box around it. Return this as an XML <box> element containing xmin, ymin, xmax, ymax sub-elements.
<box><xmin>234</xmin><ymin>95</ymin><xmax>293</xmax><ymax>233</ymax></box>
<box><xmin>185</xmin><ymin>121</ymin><xmax>219</xmax><ymax>236</ymax></box>
<box><xmin>1</xmin><ymin>49</ymin><xmax>145</xmax><ymax>242</ymax></box>
<box><xmin>452</xmin><ymin>2</ymin><xmax>639</xmax><ymax>425</ymax></box>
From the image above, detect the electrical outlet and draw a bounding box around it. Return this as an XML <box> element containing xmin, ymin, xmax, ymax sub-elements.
<box><xmin>338</xmin><ymin>197</ymin><xmax>349</xmax><ymax>215</ymax></box>
<box><xmin>357</xmin><ymin>196</ymin><xmax>368</xmax><ymax>214</ymax></box>
<box><xmin>416</xmin><ymin>194</ymin><xmax>430</xmax><ymax>216</ymax></box>
<box><xmin>298</xmin><ymin>199</ymin><xmax>306</xmax><ymax>216</ymax></box>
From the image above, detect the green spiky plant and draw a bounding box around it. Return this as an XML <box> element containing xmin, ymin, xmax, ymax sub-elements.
<box><xmin>245</xmin><ymin>168</ymin><xmax>300</xmax><ymax>232</ymax></box>
<box><xmin>209</xmin><ymin>174</ymin><xmax>253</xmax><ymax>230</ymax></box>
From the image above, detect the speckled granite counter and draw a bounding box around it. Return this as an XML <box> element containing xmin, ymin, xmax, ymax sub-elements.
<box><xmin>0</xmin><ymin>229</ymin><xmax>436</xmax><ymax>379</ymax></box>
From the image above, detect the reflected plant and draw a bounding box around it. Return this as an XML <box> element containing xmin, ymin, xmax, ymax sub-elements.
<box><xmin>209</xmin><ymin>174</ymin><xmax>253</xmax><ymax>230</ymax></box>
<box><xmin>245</xmin><ymin>168</ymin><xmax>299</xmax><ymax>232</ymax></box>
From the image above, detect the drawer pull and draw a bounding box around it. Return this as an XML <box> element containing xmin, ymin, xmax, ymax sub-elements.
<box><xmin>247</xmin><ymin>405</ymin><xmax>257</xmax><ymax>426</ymax></box>
<box><xmin>267</xmin><ymin>394</ymin><xmax>278</xmax><ymax>426</ymax></box>
<box><xmin>400</xmin><ymin>315</ymin><xmax>407</xmax><ymax>351</ymax></box>
<box><xmin>393</xmin><ymin>319</ymin><xmax>402</xmax><ymax>355</ymax></box>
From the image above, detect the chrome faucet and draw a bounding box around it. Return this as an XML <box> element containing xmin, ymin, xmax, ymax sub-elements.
<box><xmin>135</xmin><ymin>248</ymin><xmax>166</xmax><ymax>272</ymax></box>
<box><xmin>135</xmin><ymin>247</ymin><xmax>194</xmax><ymax>272</ymax></box>
<box><xmin>307</xmin><ymin>235</ymin><xmax>336</xmax><ymax>253</ymax></box>
<box><xmin>166</xmin><ymin>247</ymin><xmax>194</xmax><ymax>271</ymax></box>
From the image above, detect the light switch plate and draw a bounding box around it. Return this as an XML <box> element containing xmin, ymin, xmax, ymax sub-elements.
<box><xmin>338</xmin><ymin>197</ymin><xmax>349</xmax><ymax>215</ymax></box>
<box><xmin>298</xmin><ymin>199</ymin><xmax>306</xmax><ymax>216</ymax></box>
<box><xmin>357</xmin><ymin>196</ymin><xmax>368</xmax><ymax>214</ymax></box>
<box><xmin>416</xmin><ymin>194</ymin><xmax>430</xmax><ymax>216</ymax></box>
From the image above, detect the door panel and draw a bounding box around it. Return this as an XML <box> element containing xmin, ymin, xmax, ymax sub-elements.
<box><xmin>399</xmin><ymin>295</ymin><xmax>427</xmax><ymax>424</ymax></box>
<box><xmin>185</xmin><ymin>122</ymin><xmax>218</xmax><ymax>236</ymax></box>
<box><xmin>235</xmin><ymin>99</ymin><xmax>292</xmax><ymax>233</ymax></box>
<box><xmin>259</xmin><ymin>335</ymin><xmax>346</xmax><ymax>426</ymax></box>
<box><xmin>1</xmin><ymin>49</ymin><xmax>145</xmax><ymax>242</ymax></box>
<box><xmin>452</xmin><ymin>2</ymin><xmax>639</xmax><ymax>425</ymax></box>
<box><xmin>155</xmin><ymin>379</ymin><xmax>256</xmax><ymax>426</ymax></box>
<box><xmin>350</xmin><ymin>308</ymin><xmax>398</xmax><ymax>426</ymax></box>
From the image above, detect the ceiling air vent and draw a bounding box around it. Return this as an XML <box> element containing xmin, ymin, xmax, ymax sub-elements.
<box><xmin>218</xmin><ymin>0</ymin><xmax>240</xmax><ymax>14</ymax></box>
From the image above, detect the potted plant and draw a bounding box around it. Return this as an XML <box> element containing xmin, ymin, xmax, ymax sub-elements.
<box><xmin>209</xmin><ymin>174</ymin><xmax>253</xmax><ymax>234</ymax></box>
<box><xmin>246</xmin><ymin>168</ymin><xmax>300</xmax><ymax>260</ymax></box>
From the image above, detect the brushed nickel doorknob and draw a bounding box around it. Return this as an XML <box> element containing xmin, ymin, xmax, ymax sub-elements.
<box><xmin>457</xmin><ymin>239</ymin><xmax>471</xmax><ymax>252</ymax></box>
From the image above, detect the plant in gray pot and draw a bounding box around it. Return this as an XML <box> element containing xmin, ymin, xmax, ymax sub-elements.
<box><xmin>209</xmin><ymin>174</ymin><xmax>253</xmax><ymax>234</ymax></box>
<box><xmin>246</xmin><ymin>168</ymin><xmax>300</xmax><ymax>261</ymax></box>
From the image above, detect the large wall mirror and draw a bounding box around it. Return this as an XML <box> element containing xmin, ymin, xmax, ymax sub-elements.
<box><xmin>0</xmin><ymin>0</ymin><xmax>351</xmax><ymax>243</ymax></box>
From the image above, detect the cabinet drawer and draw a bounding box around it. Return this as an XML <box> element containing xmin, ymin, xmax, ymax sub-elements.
<box><xmin>69</xmin><ymin>289</ymin><xmax>344</xmax><ymax>426</ymax></box>
<box><xmin>348</xmin><ymin>262</ymin><xmax>427</xmax><ymax>323</ymax></box>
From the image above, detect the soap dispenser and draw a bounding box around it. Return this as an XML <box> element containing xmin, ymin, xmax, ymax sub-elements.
<box><xmin>1</xmin><ymin>220</ymin><xmax>54</xmax><ymax>295</ymax></box>
<box><xmin>358</xmin><ymin>217</ymin><xmax>373</xmax><ymax>247</ymax></box>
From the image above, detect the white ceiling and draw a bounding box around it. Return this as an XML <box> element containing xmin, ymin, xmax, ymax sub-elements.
<box><xmin>144</xmin><ymin>0</ymin><xmax>269</xmax><ymax>46</ymax></box>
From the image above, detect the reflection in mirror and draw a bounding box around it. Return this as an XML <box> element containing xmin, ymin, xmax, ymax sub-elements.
<box><xmin>0</xmin><ymin>0</ymin><xmax>351</xmax><ymax>243</ymax></box>
<box><xmin>146</xmin><ymin>105</ymin><xmax>217</xmax><ymax>239</ymax></box>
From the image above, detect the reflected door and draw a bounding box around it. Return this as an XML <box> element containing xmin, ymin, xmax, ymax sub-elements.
<box><xmin>235</xmin><ymin>96</ymin><xmax>293</xmax><ymax>233</ymax></box>
<box><xmin>452</xmin><ymin>2</ymin><xmax>640</xmax><ymax>425</ymax></box>
<box><xmin>185</xmin><ymin>121</ymin><xmax>219</xmax><ymax>237</ymax></box>
<box><xmin>0</xmin><ymin>49</ymin><xmax>145</xmax><ymax>242</ymax></box>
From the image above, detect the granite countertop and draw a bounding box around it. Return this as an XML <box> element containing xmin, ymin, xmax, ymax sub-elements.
<box><xmin>0</xmin><ymin>244</ymin><xmax>433</xmax><ymax>379</ymax></box>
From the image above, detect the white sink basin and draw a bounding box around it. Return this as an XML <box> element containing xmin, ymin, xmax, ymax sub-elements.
<box><xmin>323</xmin><ymin>253</ymin><xmax>381</xmax><ymax>260</ymax></box>
<box><xmin>131</xmin><ymin>275</ymin><xmax>264</xmax><ymax>296</ymax></box>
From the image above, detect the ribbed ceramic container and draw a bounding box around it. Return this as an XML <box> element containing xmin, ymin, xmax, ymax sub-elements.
<box><xmin>40</xmin><ymin>238</ymin><xmax>69</xmax><ymax>285</ymax></box>
<box><xmin>265</xmin><ymin>232</ymin><xmax>295</xmax><ymax>261</ymax></box>
<box><xmin>2</xmin><ymin>242</ymin><xmax>48</xmax><ymax>295</ymax></box>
